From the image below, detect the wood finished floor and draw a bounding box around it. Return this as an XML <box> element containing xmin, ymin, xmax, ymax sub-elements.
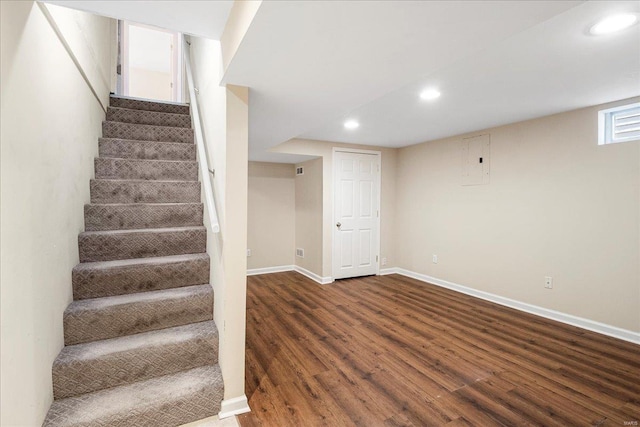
<box><xmin>237</xmin><ymin>272</ymin><xmax>640</xmax><ymax>427</ymax></box>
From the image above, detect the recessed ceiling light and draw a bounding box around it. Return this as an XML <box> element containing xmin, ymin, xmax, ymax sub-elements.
<box><xmin>344</xmin><ymin>120</ymin><xmax>359</xmax><ymax>130</ymax></box>
<box><xmin>590</xmin><ymin>13</ymin><xmax>638</xmax><ymax>35</ymax></box>
<box><xmin>420</xmin><ymin>88</ymin><xmax>441</xmax><ymax>101</ymax></box>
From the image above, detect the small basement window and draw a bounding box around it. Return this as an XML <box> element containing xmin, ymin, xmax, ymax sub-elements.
<box><xmin>598</xmin><ymin>102</ymin><xmax>640</xmax><ymax>145</ymax></box>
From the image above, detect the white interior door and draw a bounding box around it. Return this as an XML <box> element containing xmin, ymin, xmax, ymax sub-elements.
<box><xmin>333</xmin><ymin>150</ymin><xmax>380</xmax><ymax>279</ymax></box>
<box><xmin>122</xmin><ymin>22</ymin><xmax>181</xmax><ymax>102</ymax></box>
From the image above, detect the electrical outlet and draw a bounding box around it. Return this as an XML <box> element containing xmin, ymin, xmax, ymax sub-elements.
<box><xmin>545</xmin><ymin>276</ymin><xmax>553</xmax><ymax>289</ymax></box>
<box><xmin>382</xmin><ymin>257</ymin><xmax>387</xmax><ymax>266</ymax></box>
<box><xmin>432</xmin><ymin>254</ymin><xmax>438</xmax><ymax>264</ymax></box>
<box><xmin>247</xmin><ymin>249</ymin><xmax>251</xmax><ymax>257</ymax></box>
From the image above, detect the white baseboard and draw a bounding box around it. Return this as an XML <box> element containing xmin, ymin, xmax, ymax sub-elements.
<box><xmin>246</xmin><ymin>265</ymin><xmax>333</xmax><ymax>285</ymax></box>
<box><xmin>218</xmin><ymin>395</ymin><xmax>250</xmax><ymax>419</ymax></box>
<box><xmin>294</xmin><ymin>266</ymin><xmax>334</xmax><ymax>285</ymax></box>
<box><xmin>379</xmin><ymin>267</ymin><xmax>398</xmax><ymax>275</ymax></box>
<box><xmin>247</xmin><ymin>265</ymin><xmax>294</xmax><ymax>276</ymax></box>
<box><xmin>388</xmin><ymin>268</ymin><xmax>639</xmax><ymax>345</ymax></box>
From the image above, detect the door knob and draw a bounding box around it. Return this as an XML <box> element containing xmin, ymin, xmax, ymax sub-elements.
<box><xmin>336</xmin><ymin>222</ymin><xmax>342</xmax><ymax>228</ymax></box>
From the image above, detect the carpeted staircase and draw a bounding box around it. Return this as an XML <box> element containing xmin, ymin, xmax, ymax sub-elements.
<box><xmin>43</xmin><ymin>95</ymin><xmax>223</xmax><ymax>427</ymax></box>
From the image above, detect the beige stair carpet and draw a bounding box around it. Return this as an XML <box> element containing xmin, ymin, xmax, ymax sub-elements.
<box><xmin>43</xmin><ymin>95</ymin><xmax>223</xmax><ymax>427</ymax></box>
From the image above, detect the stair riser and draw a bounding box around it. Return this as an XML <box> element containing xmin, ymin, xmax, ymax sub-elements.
<box><xmin>103</xmin><ymin>121</ymin><xmax>194</xmax><ymax>144</ymax></box>
<box><xmin>99</xmin><ymin>138</ymin><xmax>196</xmax><ymax>161</ymax></box>
<box><xmin>110</xmin><ymin>96</ymin><xmax>190</xmax><ymax>115</ymax></box>
<box><xmin>64</xmin><ymin>286</ymin><xmax>213</xmax><ymax>345</ymax></box>
<box><xmin>84</xmin><ymin>204</ymin><xmax>203</xmax><ymax>231</ymax></box>
<box><xmin>107</xmin><ymin>107</ymin><xmax>191</xmax><ymax>128</ymax></box>
<box><xmin>43</xmin><ymin>365</ymin><xmax>223</xmax><ymax>427</ymax></box>
<box><xmin>53</xmin><ymin>323</ymin><xmax>218</xmax><ymax>399</ymax></box>
<box><xmin>73</xmin><ymin>255</ymin><xmax>210</xmax><ymax>300</ymax></box>
<box><xmin>78</xmin><ymin>228</ymin><xmax>206</xmax><ymax>262</ymax></box>
<box><xmin>90</xmin><ymin>180</ymin><xmax>201</xmax><ymax>204</ymax></box>
<box><xmin>95</xmin><ymin>158</ymin><xmax>198</xmax><ymax>181</ymax></box>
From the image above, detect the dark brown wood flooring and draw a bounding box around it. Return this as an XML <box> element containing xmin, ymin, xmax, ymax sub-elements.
<box><xmin>237</xmin><ymin>272</ymin><xmax>640</xmax><ymax>427</ymax></box>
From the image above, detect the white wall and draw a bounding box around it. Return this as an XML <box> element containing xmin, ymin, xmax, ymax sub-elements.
<box><xmin>189</xmin><ymin>36</ymin><xmax>249</xmax><ymax>406</ymax></box>
<box><xmin>0</xmin><ymin>2</ymin><xmax>114</xmax><ymax>425</ymax></box>
<box><xmin>220</xmin><ymin>0</ymin><xmax>262</xmax><ymax>74</ymax></box>
<box><xmin>248</xmin><ymin>162</ymin><xmax>295</xmax><ymax>270</ymax></box>
<box><xmin>129</xmin><ymin>67</ymin><xmax>172</xmax><ymax>101</ymax></box>
<box><xmin>294</xmin><ymin>158</ymin><xmax>324</xmax><ymax>274</ymax></box>
<box><xmin>395</xmin><ymin>98</ymin><xmax>640</xmax><ymax>333</ymax></box>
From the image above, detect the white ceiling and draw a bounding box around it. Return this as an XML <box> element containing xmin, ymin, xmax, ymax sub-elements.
<box><xmin>220</xmin><ymin>1</ymin><xmax>640</xmax><ymax>162</ymax></box>
<box><xmin>45</xmin><ymin>1</ymin><xmax>233</xmax><ymax>39</ymax></box>
<box><xmin>43</xmin><ymin>1</ymin><xmax>640</xmax><ymax>163</ymax></box>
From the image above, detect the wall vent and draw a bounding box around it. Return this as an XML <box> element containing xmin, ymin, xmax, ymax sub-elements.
<box><xmin>296</xmin><ymin>167</ymin><xmax>304</xmax><ymax>176</ymax></box>
<box><xmin>296</xmin><ymin>248</ymin><xmax>305</xmax><ymax>258</ymax></box>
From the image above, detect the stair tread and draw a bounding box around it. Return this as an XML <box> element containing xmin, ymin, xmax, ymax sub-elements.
<box><xmin>53</xmin><ymin>320</ymin><xmax>218</xmax><ymax>399</ymax></box>
<box><xmin>65</xmin><ymin>284</ymin><xmax>212</xmax><ymax>315</ymax></box>
<box><xmin>64</xmin><ymin>284</ymin><xmax>212</xmax><ymax>344</ymax></box>
<box><xmin>55</xmin><ymin>320</ymin><xmax>216</xmax><ymax>363</ymax></box>
<box><xmin>80</xmin><ymin>225</ymin><xmax>205</xmax><ymax>237</ymax></box>
<box><xmin>107</xmin><ymin>106</ymin><xmax>191</xmax><ymax>117</ymax></box>
<box><xmin>84</xmin><ymin>202</ymin><xmax>204</xmax><ymax>231</ymax></box>
<box><xmin>78</xmin><ymin>226</ymin><xmax>206</xmax><ymax>263</ymax></box>
<box><xmin>74</xmin><ymin>253</ymin><xmax>209</xmax><ymax>271</ymax></box>
<box><xmin>96</xmin><ymin>157</ymin><xmax>197</xmax><ymax>164</ymax></box>
<box><xmin>110</xmin><ymin>94</ymin><xmax>190</xmax><ymax>109</ymax></box>
<box><xmin>43</xmin><ymin>364</ymin><xmax>222</xmax><ymax>427</ymax></box>
<box><xmin>100</xmin><ymin>137</ymin><xmax>193</xmax><ymax>145</ymax></box>
<box><xmin>103</xmin><ymin>120</ymin><xmax>192</xmax><ymax>132</ymax></box>
<box><xmin>102</xmin><ymin>121</ymin><xmax>194</xmax><ymax>144</ymax></box>
<box><xmin>92</xmin><ymin>178</ymin><xmax>200</xmax><ymax>184</ymax></box>
<box><xmin>89</xmin><ymin>179</ymin><xmax>202</xmax><ymax>204</ymax></box>
<box><xmin>84</xmin><ymin>202</ymin><xmax>203</xmax><ymax>229</ymax></box>
<box><xmin>106</xmin><ymin>107</ymin><xmax>192</xmax><ymax>129</ymax></box>
<box><xmin>94</xmin><ymin>158</ymin><xmax>199</xmax><ymax>182</ymax></box>
<box><xmin>99</xmin><ymin>138</ymin><xmax>196</xmax><ymax>161</ymax></box>
<box><xmin>86</xmin><ymin>202</ymin><xmax>201</xmax><ymax>207</ymax></box>
<box><xmin>108</xmin><ymin>96</ymin><xmax>191</xmax><ymax>116</ymax></box>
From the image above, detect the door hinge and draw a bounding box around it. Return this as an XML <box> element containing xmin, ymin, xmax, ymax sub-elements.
<box><xmin>376</xmin><ymin>255</ymin><xmax>379</xmax><ymax>262</ymax></box>
<box><xmin>377</xmin><ymin>163</ymin><xmax>380</xmax><ymax>172</ymax></box>
<box><xmin>377</xmin><ymin>210</ymin><xmax>379</xmax><ymax>217</ymax></box>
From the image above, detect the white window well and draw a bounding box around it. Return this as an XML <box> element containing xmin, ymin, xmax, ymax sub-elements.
<box><xmin>598</xmin><ymin>102</ymin><xmax>640</xmax><ymax>145</ymax></box>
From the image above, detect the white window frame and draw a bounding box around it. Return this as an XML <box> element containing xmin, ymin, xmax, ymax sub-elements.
<box><xmin>598</xmin><ymin>102</ymin><xmax>640</xmax><ymax>145</ymax></box>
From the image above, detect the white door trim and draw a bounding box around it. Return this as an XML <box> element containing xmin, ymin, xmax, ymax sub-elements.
<box><xmin>332</xmin><ymin>147</ymin><xmax>382</xmax><ymax>280</ymax></box>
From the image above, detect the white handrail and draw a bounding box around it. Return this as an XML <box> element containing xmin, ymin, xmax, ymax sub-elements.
<box><xmin>184</xmin><ymin>38</ymin><xmax>221</xmax><ymax>233</ymax></box>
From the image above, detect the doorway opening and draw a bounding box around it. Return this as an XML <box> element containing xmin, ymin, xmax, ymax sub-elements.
<box><xmin>120</xmin><ymin>21</ymin><xmax>182</xmax><ymax>102</ymax></box>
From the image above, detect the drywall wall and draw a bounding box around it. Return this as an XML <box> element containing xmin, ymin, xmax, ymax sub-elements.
<box><xmin>222</xmin><ymin>83</ymin><xmax>249</xmax><ymax>400</ymax></box>
<box><xmin>272</xmin><ymin>139</ymin><xmax>397</xmax><ymax>278</ymax></box>
<box><xmin>295</xmin><ymin>158</ymin><xmax>324</xmax><ymax>275</ymax></box>
<box><xmin>129</xmin><ymin>67</ymin><xmax>172</xmax><ymax>101</ymax></box>
<box><xmin>0</xmin><ymin>2</ymin><xmax>114</xmax><ymax>425</ymax></box>
<box><xmin>248</xmin><ymin>162</ymin><xmax>295</xmax><ymax>270</ymax></box>
<box><xmin>43</xmin><ymin>1</ymin><xmax>113</xmax><ymax>108</ymax></box>
<box><xmin>220</xmin><ymin>0</ymin><xmax>262</xmax><ymax>74</ymax></box>
<box><xmin>395</xmin><ymin>98</ymin><xmax>640</xmax><ymax>333</ymax></box>
<box><xmin>189</xmin><ymin>36</ymin><xmax>249</xmax><ymax>406</ymax></box>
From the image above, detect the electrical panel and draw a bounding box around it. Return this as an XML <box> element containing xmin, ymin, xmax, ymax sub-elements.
<box><xmin>461</xmin><ymin>134</ymin><xmax>490</xmax><ymax>186</ymax></box>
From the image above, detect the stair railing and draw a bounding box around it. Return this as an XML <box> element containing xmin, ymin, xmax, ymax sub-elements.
<box><xmin>183</xmin><ymin>38</ymin><xmax>221</xmax><ymax>233</ymax></box>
